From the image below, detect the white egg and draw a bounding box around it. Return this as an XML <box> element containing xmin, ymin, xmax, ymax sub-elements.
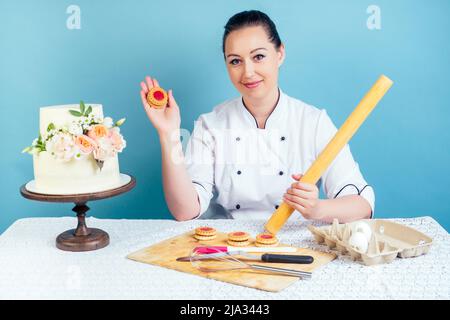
<box><xmin>348</xmin><ymin>231</ymin><xmax>369</xmax><ymax>253</ymax></box>
<box><xmin>351</xmin><ymin>221</ymin><xmax>372</xmax><ymax>242</ymax></box>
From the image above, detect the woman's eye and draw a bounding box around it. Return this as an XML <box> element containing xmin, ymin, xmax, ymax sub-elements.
<box><xmin>229</xmin><ymin>59</ymin><xmax>240</xmax><ymax>66</ymax></box>
<box><xmin>254</xmin><ymin>54</ymin><xmax>265</xmax><ymax>61</ymax></box>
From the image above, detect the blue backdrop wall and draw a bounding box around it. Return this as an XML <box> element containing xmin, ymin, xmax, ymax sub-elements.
<box><xmin>1</xmin><ymin>0</ymin><xmax>449</xmax><ymax>234</ymax></box>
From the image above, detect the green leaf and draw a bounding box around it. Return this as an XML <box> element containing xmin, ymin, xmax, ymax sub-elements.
<box><xmin>47</xmin><ymin>123</ymin><xmax>55</xmax><ymax>132</ymax></box>
<box><xmin>80</xmin><ymin>101</ymin><xmax>86</xmax><ymax>114</ymax></box>
<box><xmin>69</xmin><ymin>110</ymin><xmax>83</xmax><ymax>117</ymax></box>
<box><xmin>85</xmin><ymin>105</ymin><xmax>92</xmax><ymax>116</ymax></box>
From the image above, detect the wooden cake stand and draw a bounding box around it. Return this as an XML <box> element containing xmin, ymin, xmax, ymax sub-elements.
<box><xmin>20</xmin><ymin>174</ymin><xmax>136</xmax><ymax>252</ymax></box>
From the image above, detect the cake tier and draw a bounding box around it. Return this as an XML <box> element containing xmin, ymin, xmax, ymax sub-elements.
<box><xmin>39</xmin><ymin>104</ymin><xmax>103</xmax><ymax>136</ymax></box>
<box><xmin>33</xmin><ymin>151</ymin><xmax>121</xmax><ymax>194</ymax></box>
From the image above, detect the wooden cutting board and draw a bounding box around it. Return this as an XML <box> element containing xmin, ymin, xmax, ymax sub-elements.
<box><xmin>127</xmin><ymin>231</ymin><xmax>336</xmax><ymax>292</ymax></box>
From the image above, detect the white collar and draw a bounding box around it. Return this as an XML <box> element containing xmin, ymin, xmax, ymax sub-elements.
<box><xmin>239</xmin><ymin>88</ymin><xmax>287</xmax><ymax>129</ymax></box>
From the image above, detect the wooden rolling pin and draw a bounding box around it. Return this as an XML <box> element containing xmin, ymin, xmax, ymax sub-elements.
<box><xmin>265</xmin><ymin>75</ymin><xmax>393</xmax><ymax>235</ymax></box>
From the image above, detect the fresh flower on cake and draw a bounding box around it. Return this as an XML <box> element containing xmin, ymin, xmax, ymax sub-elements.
<box><xmin>23</xmin><ymin>101</ymin><xmax>126</xmax><ymax>169</ymax></box>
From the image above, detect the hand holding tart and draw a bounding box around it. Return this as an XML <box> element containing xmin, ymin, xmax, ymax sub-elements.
<box><xmin>147</xmin><ymin>87</ymin><xmax>168</xmax><ymax>109</ymax></box>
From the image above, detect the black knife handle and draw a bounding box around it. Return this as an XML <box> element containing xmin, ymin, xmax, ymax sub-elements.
<box><xmin>261</xmin><ymin>254</ymin><xmax>314</xmax><ymax>264</ymax></box>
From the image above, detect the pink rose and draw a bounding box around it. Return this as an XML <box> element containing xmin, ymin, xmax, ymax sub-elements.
<box><xmin>93</xmin><ymin>137</ymin><xmax>115</xmax><ymax>161</ymax></box>
<box><xmin>75</xmin><ymin>135</ymin><xmax>97</xmax><ymax>154</ymax></box>
<box><xmin>108</xmin><ymin>128</ymin><xmax>126</xmax><ymax>152</ymax></box>
<box><xmin>93</xmin><ymin>147</ymin><xmax>109</xmax><ymax>161</ymax></box>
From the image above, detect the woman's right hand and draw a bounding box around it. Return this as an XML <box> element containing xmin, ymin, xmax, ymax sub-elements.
<box><xmin>140</xmin><ymin>76</ymin><xmax>181</xmax><ymax>137</ymax></box>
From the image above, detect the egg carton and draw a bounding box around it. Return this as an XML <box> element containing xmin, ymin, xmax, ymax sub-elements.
<box><xmin>307</xmin><ymin>219</ymin><xmax>433</xmax><ymax>266</ymax></box>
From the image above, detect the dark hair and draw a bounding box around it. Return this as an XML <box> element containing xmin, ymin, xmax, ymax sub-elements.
<box><xmin>222</xmin><ymin>10</ymin><xmax>282</xmax><ymax>55</ymax></box>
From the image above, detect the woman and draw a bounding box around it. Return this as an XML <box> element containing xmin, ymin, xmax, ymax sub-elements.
<box><xmin>140</xmin><ymin>10</ymin><xmax>374</xmax><ymax>223</ymax></box>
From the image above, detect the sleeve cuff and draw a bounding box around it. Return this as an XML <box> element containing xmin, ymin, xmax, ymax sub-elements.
<box><xmin>332</xmin><ymin>184</ymin><xmax>375</xmax><ymax>219</ymax></box>
<box><xmin>191</xmin><ymin>182</ymin><xmax>213</xmax><ymax>220</ymax></box>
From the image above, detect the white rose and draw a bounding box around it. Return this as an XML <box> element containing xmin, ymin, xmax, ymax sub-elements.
<box><xmin>103</xmin><ymin>117</ymin><xmax>113</xmax><ymax>128</ymax></box>
<box><xmin>62</xmin><ymin>146</ymin><xmax>74</xmax><ymax>161</ymax></box>
<box><xmin>111</xmin><ymin>126</ymin><xmax>120</xmax><ymax>133</ymax></box>
<box><xmin>47</xmin><ymin>133</ymin><xmax>76</xmax><ymax>161</ymax></box>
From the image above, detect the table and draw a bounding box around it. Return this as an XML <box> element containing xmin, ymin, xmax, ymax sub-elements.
<box><xmin>0</xmin><ymin>216</ymin><xmax>448</xmax><ymax>299</ymax></box>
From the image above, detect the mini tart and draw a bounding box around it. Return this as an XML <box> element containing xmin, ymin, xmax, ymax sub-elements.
<box><xmin>194</xmin><ymin>234</ymin><xmax>217</xmax><ymax>241</ymax></box>
<box><xmin>227</xmin><ymin>231</ymin><xmax>250</xmax><ymax>242</ymax></box>
<box><xmin>256</xmin><ymin>233</ymin><xmax>279</xmax><ymax>245</ymax></box>
<box><xmin>227</xmin><ymin>239</ymin><xmax>250</xmax><ymax>247</ymax></box>
<box><xmin>255</xmin><ymin>241</ymin><xmax>279</xmax><ymax>247</ymax></box>
<box><xmin>195</xmin><ymin>226</ymin><xmax>217</xmax><ymax>236</ymax></box>
<box><xmin>147</xmin><ymin>87</ymin><xmax>168</xmax><ymax>108</ymax></box>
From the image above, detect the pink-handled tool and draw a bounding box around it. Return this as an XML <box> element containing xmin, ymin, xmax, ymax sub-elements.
<box><xmin>189</xmin><ymin>246</ymin><xmax>313</xmax><ymax>279</ymax></box>
<box><xmin>193</xmin><ymin>246</ymin><xmax>297</xmax><ymax>254</ymax></box>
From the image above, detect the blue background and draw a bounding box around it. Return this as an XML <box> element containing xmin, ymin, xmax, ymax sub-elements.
<box><xmin>1</xmin><ymin>0</ymin><xmax>449</xmax><ymax>234</ymax></box>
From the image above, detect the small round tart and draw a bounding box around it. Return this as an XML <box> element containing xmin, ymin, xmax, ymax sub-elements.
<box><xmin>255</xmin><ymin>241</ymin><xmax>279</xmax><ymax>247</ymax></box>
<box><xmin>147</xmin><ymin>87</ymin><xmax>168</xmax><ymax>108</ymax></box>
<box><xmin>227</xmin><ymin>239</ymin><xmax>250</xmax><ymax>247</ymax></box>
<box><xmin>256</xmin><ymin>233</ymin><xmax>279</xmax><ymax>245</ymax></box>
<box><xmin>227</xmin><ymin>231</ymin><xmax>250</xmax><ymax>242</ymax></box>
<box><xmin>195</xmin><ymin>226</ymin><xmax>217</xmax><ymax>236</ymax></box>
<box><xmin>194</xmin><ymin>234</ymin><xmax>217</xmax><ymax>241</ymax></box>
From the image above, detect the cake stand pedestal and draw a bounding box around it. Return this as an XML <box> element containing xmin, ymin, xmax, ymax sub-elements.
<box><xmin>20</xmin><ymin>174</ymin><xmax>136</xmax><ymax>252</ymax></box>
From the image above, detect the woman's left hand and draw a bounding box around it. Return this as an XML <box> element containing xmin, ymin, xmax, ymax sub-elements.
<box><xmin>283</xmin><ymin>173</ymin><xmax>323</xmax><ymax>220</ymax></box>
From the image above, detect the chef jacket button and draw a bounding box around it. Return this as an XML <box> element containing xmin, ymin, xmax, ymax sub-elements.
<box><xmin>236</xmin><ymin>204</ymin><xmax>241</xmax><ymax>209</ymax></box>
<box><xmin>281</xmin><ymin>136</ymin><xmax>286</xmax><ymax>141</ymax></box>
<box><xmin>279</xmin><ymin>171</ymin><xmax>284</xmax><ymax>176</ymax></box>
<box><xmin>275</xmin><ymin>205</ymin><xmax>279</xmax><ymax>209</ymax></box>
<box><xmin>236</xmin><ymin>137</ymin><xmax>240</xmax><ymax>141</ymax></box>
<box><xmin>237</xmin><ymin>170</ymin><xmax>242</xmax><ymax>175</ymax></box>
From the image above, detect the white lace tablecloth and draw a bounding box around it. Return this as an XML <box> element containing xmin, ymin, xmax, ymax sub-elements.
<box><xmin>0</xmin><ymin>216</ymin><xmax>448</xmax><ymax>300</ymax></box>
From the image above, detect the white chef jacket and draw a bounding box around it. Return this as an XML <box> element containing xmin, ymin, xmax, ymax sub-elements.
<box><xmin>184</xmin><ymin>89</ymin><xmax>375</xmax><ymax>220</ymax></box>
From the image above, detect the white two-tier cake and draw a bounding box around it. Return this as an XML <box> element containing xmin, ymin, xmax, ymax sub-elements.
<box><xmin>25</xmin><ymin>103</ymin><xmax>127</xmax><ymax>194</ymax></box>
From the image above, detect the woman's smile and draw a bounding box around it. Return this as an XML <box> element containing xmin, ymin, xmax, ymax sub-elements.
<box><xmin>242</xmin><ymin>80</ymin><xmax>263</xmax><ymax>89</ymax></box>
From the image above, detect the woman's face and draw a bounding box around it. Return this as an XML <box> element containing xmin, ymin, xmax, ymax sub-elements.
<box><xmin>224</xmin><ymin>25</ymin><xmax>285</xmax><ymax>101</ymax></box>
